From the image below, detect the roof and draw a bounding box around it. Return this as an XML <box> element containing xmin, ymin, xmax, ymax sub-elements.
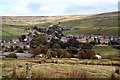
<box><xmin>1</xmin><ymin>52</ymin><xmax>10</xmax><ymax>56</ymax></box>
<box><xmin>15</xmin><ymin>53</ymin><xmax>33</xmax><ymax>58</ymax></box>
<box><xmin>1</xmin><ymin>52</ymin><xmax>33</xmax><ymax>58</ymax></box>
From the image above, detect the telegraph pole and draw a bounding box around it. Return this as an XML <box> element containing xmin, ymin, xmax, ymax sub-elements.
<box><xmin>26</xmin><ymin>63</ymin><xmax>32</xmax><ymax>80</ymax></box>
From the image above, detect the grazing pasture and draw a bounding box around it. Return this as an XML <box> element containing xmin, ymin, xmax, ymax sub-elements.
<box><xmin>92</xmin><ymin>46</ymin><xmax>120</xmax><ymax>60</ymax></box>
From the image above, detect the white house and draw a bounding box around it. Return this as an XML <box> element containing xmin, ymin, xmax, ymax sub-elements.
<box><xmin>95</xmin><ymin>54</ymin><xmax>102</xmax><ymax>59</ymax></box>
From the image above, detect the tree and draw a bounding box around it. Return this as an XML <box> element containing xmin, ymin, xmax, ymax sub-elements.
<box><xmin>81</xmin><ymin>43</ymin><xmax>93</xmax><ymax>50</ymax></box>
<box><xmin>52</xmin><ymin>44</ymin><xmax>61</xmax><ymax>49</ymax></box>
<box><xmin>58</xmin><ymin>40</ymin><xmax>67</xmax><ymax>49</ymax></box>
<box><xmin>40</xmin><ymin>45</ymin><xmax>48</xmax><ymax>54</ymax></box>
<box><xmin>67</xmin><ymin>38</ymin><xmax>80</xmax><ymax>48</ymax></box>
<box><xmin>51</xmin><ymin>51</ymin><xmax>57</xmax><ymax>57</ymax></box>
<box><xmin>33</xmin><ymin>26</ymin><xmax>38</xmax><ymax>30</ymax></box>
<box><xmin>67</xmin><ymin>46</ymin><xmax>78</xmax><ymax>54</ymax></box>
<box><xmin>33</xmin><ymin>46</ymin><xmax>41</xmax><ymax>55</ymax></box>
<box><xmin>17</xmin><ymin>47</ymin><xmax>23</xmax><ymax>53</ymax></box>
<box><xmin>46</xmin><ymin>49</ymin><xmax>52</xmax><ymax>59</ymax></box>
<box><xmin>30</xmin><ymin>34</ymin><xmax>47</xmax><ymax>48</ymax></box>
<box><xmin>78</xmin><ymin>50</ymin><xmax>96</xmax><ymax>59</ymax></box>
<box><xmin>89</xmin><ymin>41</ymin><xmax>98</xmax><ymax>46</ymax></box>
<box><xmin>20</xmin><ymin>35</ymin><xmax>26</xmax><ymax>42</ymax></box>
<box><xmin>50</xmin><ymin>38</ymin><xmax>59</xmax><ymax>45</ymax></box>
<box><xmin>78</xmin><ymin>50</ymin><xmax>84</xmax><ymax>59</ymax></box>
<box><xmin>7</xmin><ymin>53</ymin><xmax>17</xmax><ymax>59</ymax></box>
<box><xmin>56</xmin><ymin>49</ymin><xmax>64</xmax><ymax>58</ymax></box>
<box><xmin>10</xmin><ymin>46</ymin><xmax>14</xmax><ymax>52</ymax></box>
<box><xmin>62</xmin><ymin>50</ymin><xmax>71</xmax><ymax>58</ymax></box>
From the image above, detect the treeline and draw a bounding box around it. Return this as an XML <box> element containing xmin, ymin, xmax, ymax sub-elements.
<box><xmin>30</xmin><ymin>34</ymin><xmax>97</xmax><ymax>59</ymax></box>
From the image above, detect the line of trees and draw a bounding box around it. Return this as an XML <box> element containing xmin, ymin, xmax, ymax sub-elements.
<box><xmin>30</xmin><ymin>34</ymin><xmax>97</xmax><ymax>59</ymax></box>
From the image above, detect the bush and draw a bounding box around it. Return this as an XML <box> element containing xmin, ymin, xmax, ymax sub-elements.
<box><xmin>79</xmin><ymin>50</ymin><xmax>96</xmax><ymax>59</ymax></box>
<box><xmin>46</xmin><ymin>49</ymin><xmax>52</xmax><ymax>59</ymax></box>
<box><xmin>115</xmin><ymin>67</ymin><xmax>120</xmax><ymax>74</ymax></box>
<box><xmin>51</xmin><ymin>51</ymin><xmax>57</xmax><ymax>57</ymax></box>
<box><xmin>17</xmin><ymin>47</ymin><xmax>23</xmax><ymax>53</ymax></box>
<box><xmin>7</xmin><ymin>53</ymin><xmax>17</xmax><ymax>59</ymax></box>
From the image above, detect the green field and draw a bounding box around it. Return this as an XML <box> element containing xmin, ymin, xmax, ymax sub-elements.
<box><xmin>0</xmin><ymin>25</ymin><xmax>24</xmax><ymax>41</ymax></box>
<box><xmin>62</xmin><ymin>16</ymin><xmax>118</xmax><ymax>28</ymax></box>
<box><xmin>62</xmin><ymin>15</ymin><xmax>119</xmax><ymax>35</ymax></box>
<box><xmin>92</xmin><ymin>46</ymin><xmax>119</xmax><ymax>60</ymax></box>
<box><xmin>63</xmin><ymin>27</ymin><xmax>118</xmax><ymax>35</ymax></box>
<box><xmin>1</xmin><ymin>12</ymin><xmax>119</xmax><ymax>40</ymax></box>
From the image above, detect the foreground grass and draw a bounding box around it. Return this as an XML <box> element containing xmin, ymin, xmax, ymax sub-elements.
<box><xmin>2</xmin><ymin>58</ymin><xmax>120</xmax><ymax>79</ymax></box>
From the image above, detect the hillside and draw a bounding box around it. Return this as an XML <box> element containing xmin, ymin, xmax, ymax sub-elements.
<box><xmin>2</xmin><ymin>15</ymin><xmax>87</xmax><ymax>26</ymax></box>
<box><xmin>1</xmin><ymin>11</ymin><xmax>119</xmax><ymax>41</ymax></box>
<box><xmin>62</xmin><ymin>11</ymin><xmax>118</xmax><ymax>27</ymax></box>
<box><xmin>1</xmin><ymin>15</ymin><xmax>87</xmax><ymax>40</ymax></box>
<box><xmin>62</xmin><ymin>11</ymin><xmax>119</xmax><ymax>35</ymax></box>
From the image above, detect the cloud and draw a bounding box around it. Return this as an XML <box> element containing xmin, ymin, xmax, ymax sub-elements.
<box><xmin>0</xmin><ymin>0</ymin><xmax>119</xmax><ymax>16</ymax></box>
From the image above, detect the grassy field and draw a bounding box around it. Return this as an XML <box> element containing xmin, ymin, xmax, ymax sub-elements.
<box><xmin>0</xmin><ymin>25</ymin><xmax>24</xmax><ymax>41</ymax></box>
<box><xmin>62</xmin><ymin>15</ymin><xmax>119</xmax><ymax>35</ymax></box>
<box><xmin>1</xmin><ymin>58</ymin><xmax>120</xmax><ymax>79</ymax></box>
<box><xmin>1</xmin><ymin>12</ymin><xmax>119</xmax><ymax>41</ymax></box>
<box><xmin>92</xmin><ymin>46</ymin><xmax>119</xmax><ymax>60</ymax></box>
<box><xmin>63</xmin><ymin>27</ymin><xmax>118</xmax><ymax>35</ymax></box>
<box><xmin>61</xmin><ymin>16</ymin><xmax>118</xmax><ymax>28</ymax></box>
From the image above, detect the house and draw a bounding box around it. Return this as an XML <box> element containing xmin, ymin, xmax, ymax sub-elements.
<box><xmin>77</xmin><ymin>38</ymin><xmax>87</xmax><ymax>43</ymax></box>
<box><xmin>95</xmin><ymin>54</ymin><xmax>102</xmax><ymax>59</ymax></box>
<box><xmin>73</xmin><ymin>34</ymin><xmax>80</xmax><ymax>39</ymax></box>
<box><xmin>1</xmin><ymin>52</ymin><xmax>10</xmax><ymax>57</ymax></box>
<box><xmin>25</xmin><ymin>44</ymin><xmax>30</xmax><ymax>49</ymax></box>
<box><xmin>4</xmin><ymin>43</ymin><xmax>14</xmax><ymax>48</ymax></box>
<box><xmin>15</xmin><ymin>53</ymin><xmax>33</xmax><ymax>58</ymax></box>
<box><xmin>16</xmin><ymin>43</ymin><xmax>25</xmax><ymax>49</ymax></box>
<box><xmin>36</xmin><ymin>54</ymin><xmax>46</xmax><ymax>58</ymax></box>
<box><xmin>99</xmin><ymin>39</ymin><xmax>110</xmax><ymax>44</ymax></box>
<box><xmin>70</xmin><ymin>58</ymin><xmax>79</xmax><ymax>60</ymax></box>
<box><xmin>22</xmin><ymin>32</ymin><xmax>29</xmax><ymax>35</ymax></box>
<box><xmin>61</xmin><ymin>37</ymin><xmax>68</xmax><ymax>42</ymax></box>
<box><xmin>12</xmin><ymin>38</ymin><xmax>20</xmax><ymax>43</ymax></box>
<box><xmin>47</xmin><ymin>33</ymin><xmax>56</xmax><ymax>40</ymax></box>
<box><xmin>88</xmin><ymin>38</ymin><xmax>94</xmax><ymax>43</ymax></box>
<box><xmin>0</xmin><ymin>42</ymin><xmax>4</xmax><ymax>47</ymax></box>
<box><xmin>1</xmin><ymin>52</ymin><xmax>33</xmax><ymax>58</ymax></box>
<box><xmin>63</xmin><ymin>26</ymin><xmax>72</xmax><ymax>30</ymax></box>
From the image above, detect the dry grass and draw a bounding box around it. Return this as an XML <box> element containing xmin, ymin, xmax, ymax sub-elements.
<box><xmin>2</xmin><ymin>58</ymin><xmax>120</xmax><ymax>78</ymax></box>
<box><xmin>66</xmin><ymin>70</ymin><xmax>90</xmax><ymax>78</ymax></box>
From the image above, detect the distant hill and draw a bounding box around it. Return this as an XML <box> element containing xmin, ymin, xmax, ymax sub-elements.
<box><xmin>1</xmin><ymin>11</ymin><xmax>119</xmax><ymax>41</ymax></box>
<box><xmin>61</xmin><ymin>11</ymin><xmax>119</xmax><ymax>28</ymax></box>
<box><xmin>2</xmin><ymin>15</ymin><xmax>87</xmax><ymax>26</ymax></box>
<box><xmin>62</xmin><ymin>11</ymin><xmax>119</xmax><ymax>35</ymax></box>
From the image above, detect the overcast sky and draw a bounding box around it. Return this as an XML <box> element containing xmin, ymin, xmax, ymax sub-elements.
<box><xmin>0</xmin><ymin>0</ymin><xmax>119</xmax><ymax>16</ymax></box>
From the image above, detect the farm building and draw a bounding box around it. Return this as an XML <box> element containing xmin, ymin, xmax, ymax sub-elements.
<box><xmin>1</xmin><ymin>52</ymin><xmax>33</xmax><ymax>58</ymax></box>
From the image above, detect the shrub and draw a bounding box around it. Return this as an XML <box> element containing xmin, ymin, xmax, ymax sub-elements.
<box><xmin>33</xmin><ymin>46</ymin><xmax>41</xmax><ymax>55</ymax></box>
<box><xmin>79</xmin><ymin>50</ymin><xmax>96</xmax><ymax>59</ymax></box>
<box><xmin>51</xmin><ymin>51</ymin><xmax>57</xmax><ymax>57</ymax></box>
<box><xmin>46</xmin><ymin>49</ymin><xmax>52</xmax><ymax>59</ymax></box>
<box><xmin>115</xmin><ymin>67</ymin><xmax>120</xmax><ymax>74</ymax></box>
<box><xmin>39</xmin><ymin>59</ymin><xmax>46</xmax><ymax>64</ymax></box>
<box><xmin>7</xmin><ymin>53</ymin><xmax>17</xmax><ymax>59</ymax></box>
<box><xmin>111</xmin><ymin>72</ymin><xmax>116</xmax><ymax>80</ymax></box>
<box><xmin>17</xmin><ymin>47</ymin><xmax>24</xmax><ymax>53</ymax></box>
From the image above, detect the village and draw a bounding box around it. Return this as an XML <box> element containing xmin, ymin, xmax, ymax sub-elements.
<box><xmin>0</xmin><ymin>24</ymin><xmax>120</xmax><ymax>59</ymax></box>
